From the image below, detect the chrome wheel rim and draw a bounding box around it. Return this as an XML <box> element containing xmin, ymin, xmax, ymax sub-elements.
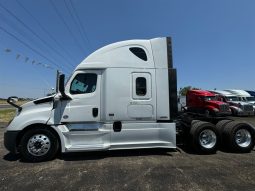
<box><xmin>27</xmin><ymin>134</ymin><xmax>51</xmax><ymax>156</ymax></box>
<box><xmin>235</xmin><ymin>129</ymin><xmax>251</xmax><ymax>148</ymax></box>
<box><xmin>199</xmin><ymin>129</ymin><xmax>217</xmax><ymax>149</ymax></box>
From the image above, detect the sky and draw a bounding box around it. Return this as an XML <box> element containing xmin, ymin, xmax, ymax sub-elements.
<box><xmin>0</xmin><ymin>0</ymin><xmax>255</xmax><ymax>98</ymax></box>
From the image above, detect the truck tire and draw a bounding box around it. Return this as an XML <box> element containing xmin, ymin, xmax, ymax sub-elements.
<box><xmin>216</xmin><ymin>120</ymin><xmax>232</xmax><ymax>136</ymax></box>
<box><xmin>190</xmin><ymin>121</ymin><xmax>219</xmax><ymax>154</ymax></box>
<box><xmin>222</xmin><ymin>121</ymin><xmax>255</xmax><ymax>153</ymax></box>
<box><xmin>20</xmin><ymin>128</ymin><xmax>59</xmax><ymax>162</ymax></box>
<box><xmin>191</xmin><ymin>120</ymin><xmax>201</xmax><ymax>127</ymax></box>
<box><xmin>215</xmin><ymin>120</ymin><xmax>232</xmax><ymax>147</ymax></box>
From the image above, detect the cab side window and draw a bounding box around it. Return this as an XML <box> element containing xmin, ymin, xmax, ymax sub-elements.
<box><xmin>70</xmin><ymin>73</ymin><xmax>97</xmax><ymax>94</ymax></box>
<box><xmin>132</xmin><ymin>73</ymin><xmax>151</xmax><ymax>100</ymax></box>
<box><xmin>136</xmin><ymin>77</ymin><xmax>147</xmax><ymax>96</ymax></box>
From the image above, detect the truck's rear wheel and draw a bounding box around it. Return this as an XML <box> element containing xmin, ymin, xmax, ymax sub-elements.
<box><xmin>222</xmin><ymin>122</ymin><xmax>255</xmax><ymax>153</ymax></box>
<box><xmin>215</xmin><ymin>120</ymin><xmax>232</xmax><ymax>146</ymax></box>
<box><xmin>20</xmin><ymin>128</ymin><xmax>59</xmax><ymax>162</ymax></box>
<box><xmin>190</xmin><ymin>121</ymin><xmax>219</xmax><ymax>154</ymax></box>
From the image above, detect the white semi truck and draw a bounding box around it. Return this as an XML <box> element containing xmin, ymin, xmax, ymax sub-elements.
<box><xmin>225</xmin><ymin>89</ymin><xmax>255</xmax><ymax>111</ymax></box>
<box><xmin>209</xmin><ymin>90</ymin><xmax>254</xmax><ymax>116</ymax></box>
<box><xmin>4</xmin><ymin>37</ymin><xmax>255</xmax><ymax>162</ymax></box>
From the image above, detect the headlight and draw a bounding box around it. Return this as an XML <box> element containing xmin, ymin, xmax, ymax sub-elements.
<box><xmin>213</xmin><ymin>108</ymin><xmax>219</xmax><ymax>112</ymax></box>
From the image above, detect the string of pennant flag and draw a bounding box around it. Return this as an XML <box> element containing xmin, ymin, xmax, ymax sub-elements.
<box><xmin>4</xmin><ymin>48</ymin><xmax>54</xmax><ymax>70</ymax></box>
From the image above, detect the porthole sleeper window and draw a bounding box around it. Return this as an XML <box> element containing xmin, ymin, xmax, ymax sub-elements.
<box><xmin>129</xmin><ymin>47</ymin><xmax>147</xmax><ymax>61</ymax></box>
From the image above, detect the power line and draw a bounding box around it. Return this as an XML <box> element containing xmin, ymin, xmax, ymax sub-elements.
<box><xmin>63</xmin><ymin>0</ymin><xmax>89</xmax><ymax>50</ymax></box>
<box><xmin>49</xmin><ymin>0</ymin><xmax>87</xmax><ymax>55</ymax></box>
<box><xmin>0</xmin><ymin>26</ymin><xmax>68</xmax><ymax>73</ymax></box>
<box><xmin>0</xmin><ymin>39</ymin><xmax>57</xmax><ymax>95</ymax></box>
<box><xmin>0</xmin><ymin>11</ymin><xmax>38</xmax><ymax>49</ymax></box>
<box><xmin>14</xmin><ymin>0</ymin><xmax>79</xmax><ymax>66</ymax></box>
<box><xmin>0</xmin><ymin>12</ymin><xmax>54</xmax><ymax>70</ymax></box>
<box><xmin>69</xmin><ymin>0</ymin><xmax>93</xmax><ymax>51</ymax></box>
<box><xmin>0</xmin><ymin>2</ymin><xmax>73</xmax><ymax>71</ymax></box>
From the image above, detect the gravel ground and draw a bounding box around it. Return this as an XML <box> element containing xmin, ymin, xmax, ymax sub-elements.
<box><xmin>1</xmin><ymin>118</ymin><xmax>255</xmax><ymax>191</ymax></box>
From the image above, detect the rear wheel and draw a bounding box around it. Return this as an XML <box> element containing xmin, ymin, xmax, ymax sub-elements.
<box><xmin>190</xmin><ymin>121</ymin><xmax>219</xmax><ymax>154</ymax></box>
<box><xmin>215</xmin><ymin>120</ymin><xmax>232</xmax><ymax>146</ymax></box>
<box><xmin>20</xmin><ymin>128</ymin><xmax>59</xmax><ymax>162</ymax></box>
<box><xmin>222</xmin><ymin>121</ymin><xmax>255</xmax><ymax>153</ymax></box>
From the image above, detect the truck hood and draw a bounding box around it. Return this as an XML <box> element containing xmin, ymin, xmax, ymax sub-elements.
<box><xmin>7</xmin><ymin>96</ymin><xmax>55</xmax><ymax>131</ymax></box>
<box><xmin>20</xmin><ymin>96</ymin><xmax>54</xmax><ymax>111</ymax></box>
<box><xmin>205</xmin><ymin>100</ymin><xmax>226</xmax><ymax>107</ymax></box>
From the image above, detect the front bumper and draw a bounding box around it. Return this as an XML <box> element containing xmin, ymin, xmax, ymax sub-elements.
<box><xmin>215</xmin><ymin>111</ymin><xmax>232</xmax><ymax>116</ymax></box>
<box><xmin>4</xmin><ymin>131</ymin><xmax>20</xmax><ymax>154</ymax></box>
<box><xmin>237</xmin><ymin>111</ymin><xmax>254</xmax><ymax>116</ymax></box>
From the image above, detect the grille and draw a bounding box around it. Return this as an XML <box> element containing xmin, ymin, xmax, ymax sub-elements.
<box><xmin>243</xmin><ymin>104</ymin><xmax>253</xmax><ymax>112</ymax></box>
<box><xmin>219</xmin><ymin>104</ymin><xmax>229</xmax><ymax>112</ymax></box>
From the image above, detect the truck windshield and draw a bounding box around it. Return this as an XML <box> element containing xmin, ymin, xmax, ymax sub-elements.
<box><xmin>246</xmin><ymin>97</ymin><xmax>255</xmax><ymax>101</ymax></box>
<box><xmin>204</xmin><ymin>96</ymin><xmax>216</xmax><ymax>101</ymax></box>
<box><xmin>226</xmin><ymin>96</ymin><xmax>239</xmax><ymax>101</ymax></box>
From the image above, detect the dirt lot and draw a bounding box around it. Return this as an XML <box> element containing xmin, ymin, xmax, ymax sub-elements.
<box><xmin>1</xmin><ymin>118</ymin><xmax>255</xmax><ymax>191</ymax></box>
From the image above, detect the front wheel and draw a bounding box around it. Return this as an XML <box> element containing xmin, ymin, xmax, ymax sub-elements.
<box><xmin>20</xmin><ymin>128</ymin><xmax>59</xmax><ymax>162</ymax></box>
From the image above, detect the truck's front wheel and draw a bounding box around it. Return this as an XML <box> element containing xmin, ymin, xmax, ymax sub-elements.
<box><xmin>20</xmin><ymin>128</ymin><xmax>59</xmax><ymax>162</ymax></box>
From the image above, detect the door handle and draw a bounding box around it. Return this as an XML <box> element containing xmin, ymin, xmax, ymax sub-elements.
<box><xmin>92</xmin><ymin>108</ymin><xmax>98</xmax><ymax>117</ymax></box>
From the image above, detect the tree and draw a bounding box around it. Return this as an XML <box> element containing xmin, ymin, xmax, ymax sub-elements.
<box><xmin>179</xmin><ymin>86</ymin><xmax>192</xmax><ymax>96</ymax></box>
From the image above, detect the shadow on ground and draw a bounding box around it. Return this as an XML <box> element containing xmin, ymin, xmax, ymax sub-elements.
<box><xmin>3</xmin><ymin>148</ymin><xmax>175</xmax><ymax>162</ymax></box>
<box><xmin>3</xmin><ymin>153</ymin><xmax>20</xmax><ymax>161</ymax></box>
<box><xmin>60</xmin><ymin>148</ymin><xmax>175</xmax><ymax>161</ymax></box>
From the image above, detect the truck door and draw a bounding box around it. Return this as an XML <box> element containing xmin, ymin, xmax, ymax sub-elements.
<box><xmin>61</xmin><ymin>70</ymin><xmax>101</xmax><ymax>123</ymax></box>
<box><xmin>59</xmin><ymin>70</ymin><xmax>110</xmax><ymax>151</ymax></box>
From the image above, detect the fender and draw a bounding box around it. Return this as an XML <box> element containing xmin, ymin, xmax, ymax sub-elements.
<box><xmin>6</xmin><ymin>103</ymin><xmax>52</xmax><ymax>131</ymax></box>
<box><xmin>229</xmin><ymin>105</ymin><xmax>241</xmax><ymax>112</ymax></box>
<box><xmin>205</xmin><ymin>105</ymin><xmax>217</xmax><ymax>112</ymax></box>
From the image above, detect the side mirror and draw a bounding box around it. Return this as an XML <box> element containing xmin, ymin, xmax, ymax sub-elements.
<box><xmin>59</xmin><ymin>74</ymin><xmax>65</xmax><ymax>95</ymax></box>
<box><xmin>57</xmin><ymin>73</ymin><xmax>71</xmax><ymax>100</ymax></box>
<box><xmin>7</xmin><ymin>96</ymin><xmax>22</xmax><ymax>111</ymax></box>
<box><xmin>8</xmin><ymin>96</ymin><xmax>18</xmax><ymax>103</ymax></box>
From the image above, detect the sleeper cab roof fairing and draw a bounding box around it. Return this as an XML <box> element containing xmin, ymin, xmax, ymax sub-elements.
<box><xmin>210</xmin><ymin>90</ymin><xmax>237</xmax><ymax>97</ymax></box>
<box><xmin>188</xmin><ymin>90</ymin><xmax>215</xmax><ymax>97</ymax></box>
<box><xmin>75</xmin><ymin>37</ymin><xmax>170</xmax><ymax>70</ymax></box>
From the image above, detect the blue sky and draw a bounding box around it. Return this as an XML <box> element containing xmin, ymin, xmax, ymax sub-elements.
<box><xmin>0</xmin><ymin>0</ymin><xmax>255</xmax><ymax>98</ymax></box>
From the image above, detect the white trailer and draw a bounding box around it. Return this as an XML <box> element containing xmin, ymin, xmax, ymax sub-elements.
<box><xmin>4</xmin><ymin>37</ymin><xmax>255</xmax><ymax>162</ymax></box>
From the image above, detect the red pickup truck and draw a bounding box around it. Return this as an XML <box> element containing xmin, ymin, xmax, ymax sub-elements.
<box><xmin>186</xmin><ymin>90</ymin><xmax>231</xmax><ymax>116</ymax></box>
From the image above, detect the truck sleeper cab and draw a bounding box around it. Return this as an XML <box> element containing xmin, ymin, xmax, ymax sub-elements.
<box><xmin>4</xmin><ymin>37</ymin><xmax>255</xmax><ymax>162</ymax></box>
